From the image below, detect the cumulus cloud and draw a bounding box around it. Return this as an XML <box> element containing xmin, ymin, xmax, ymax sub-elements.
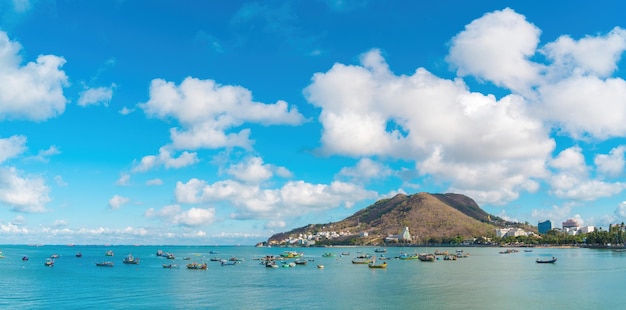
<box><xmin>174</xmin><ymin>178</ymin><xmax>377</xmax><ymax>220</ymax></box>
<box><xmin>594</xmin><ymin>146</ymin><xmax>625</xmax><ymax>178</ymax></box>
<box><xmin>0</xmin><ymin>167</ymin><xmax>50</xmax><ymax>212</ymax></box>
<box><xmin>226</xmin><ymin>156</ymin><xmax>290</xmax><ymax>184</ymax></box>
<box><xmin>139</xmin><ymin>77</ymin><xmax>305</xmax><ymax>150</ymax></box>
<box><xmin>447</xmin><ymin>8</ymin><xmax>542</xmax><ymax>95</ymax></box>
<box><xmin>548</xmin><ymin>147</ymin><xmax>626</xmax><ymax>201</ymax></box>
<box><xmin>337</xmin><ymin>158</ymin><xmax>393</xmax><ymax>184</ymax></box>
<box><xmin>145</xmin><ymin>204</ymin><xmax>216</xmax><ymax>227</ymax></box>
<box><xmin>305</xmin><ymin>8</ymin><xmax>626</xmax><ymax>206</ymax></box>
<box><xmin>0</xmin><ymin>135</ymin><xmax>27</xmax><ymax>163</ymax></box>
<box><xmin>133</xmin><ymin>147</ymin><xmax>199</xmax><ymax>172</ymax></box>
<box><xmin>0</xmin><ymin>31</ymin><xmax>68</xmax><ymax>121</ymax></box>
<box><xmin>305</xmin><ymin>48</ymin><xmax>553</xmax><ymax>205</ymax></box>
<box><xmin>108</xmin><ymin>194</ymin><xmax>129</xmax><ymax>209</ymax></box>
<box><xmin>77</xmin><ymin>84</ymin><xmax>114</xmax><ymax>107</ymax></box>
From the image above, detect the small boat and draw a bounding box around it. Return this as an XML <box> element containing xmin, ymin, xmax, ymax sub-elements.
<box><xmin>322</xmin><ymin>252</ymin><xmax>336</xmax><ymax>258</ymax></box>
<box><xmin>265</xmin><ymin>261</ymin><xmax>278</xmax><ymax>268</ymax></box>
<box><xmin>156</xmin><ymin>249</ymin><xmax>163</xmax><ymax>257</ymax></box>
<box><xmin>210</xmin><ymin>257</ymin><xmax>222</xmax><ymax>262</ymax></box>
<box><xmin>182</xmin><ymin>257</ymin><xmax>191</xmax><ymax>260</ymax></box>
<box><xmin>0</xmin><ymin>251</ymin><xmax>5</xmax><ymax>258</ymax></box>
<box><xmin>374</xmin><ymin>248</ymin><xmax>387</xmax><ymax>253</ymax></box>
<box><xmin>434</xmin><ymin>250</ymin><xmax>448</xmax><ymax>256</ymax></box>
<box><xmin>50</xmin><ymin>254</ymin><xmax>60</xmax><ymax>259</ymax></box>
<box><xmin>524</xmin><ymin>249</ymin><xmax>533</xmax><ymax>252</ymax></box>
<box><xmin>536</xmin><ymin>257</ymin><xmax>557</xmax><ymax>264</ymax></box>
<box><xmin>351</xmin><ymin>258</ymin><xmax>371</xmax><ymax>264</ymax></box>
<box><xmin>397</xmin><ymin>253</ymin><xmax>419</xmax><ymax>260</ymax></box>
<box><xmin>165</xmin><ymin>253</ymin><xmax>175</xmax><ymax>259</ymax></box>
<box><xmin>317</xmin><ymin>264</ymin><xmax>324</xmax><ymax>269</ymax></box>
<box><xmin>368</xmin><ymin>261</ymin><xmax>387</xmax><ymax>269</ymax></box>
<box><xmin>280</xmin><ymin>251</ymin><xmax>303</xmax><ymax>258</ymax></box>
<box><xmin>186</xmin><ymin>262</ymin><xmax>207</xmax><ymax>270</ymax></box>
<box><xmin>221</xmin><ymin>260</ymin><xmax>238</xmax><ymax>266</ymax></box>
<box><xmin>209</xmin><ymin>250</ymin><xmax>219</xmax><ymax>254</ymax></box>
<box><xmin>105</xmin><ymin>250</ymin><xmax>114</xmax><ymax>256</ymax></box>
<box><xmin>96</xmin><ymin>261</ymin><xmax>114</xmax><ymax>267</ymax></box>
<box><xmin>122</xmin><ymin>254</ymin><xmax>140</xmax><ymax>265</ymax></box>
<box><xmin>76</xmin><ymin>252</ymin><xmax>82</xmax><ymax>258</ymax></box>
<box><xmin>418</xmin><ymin>254</ymin><xmax>436</xmax><ymax>262</ymax></box>
<box><xmin>44</xmin><ymin>258</ymin><xmax>54</xmax><ymax>267</ymax></box>
<box><xmin>294</xmin><ymin>259</ymin><xmax>307</xmax><ymax>265</ymax></box>
<box><xmin>22</xmin><ymin>256</ymin><xmax>29</xmax><ymax>261</ymax></box>
<box><xmin>162</xmin><ymin>264</ymin><xmax>179</xmax><ymax>269</ymax></box>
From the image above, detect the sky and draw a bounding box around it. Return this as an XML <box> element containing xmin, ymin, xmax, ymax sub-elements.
<box><xmin>1</xmin><ymin>0</ymin><xmax>626</xmax><ymax>245</ymax></box>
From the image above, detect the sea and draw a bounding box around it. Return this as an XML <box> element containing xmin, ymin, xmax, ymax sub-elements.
<box><xmin>0</xmin><ymin>244</ymin><xmax>623</xmax><ymax>309</ymax></box>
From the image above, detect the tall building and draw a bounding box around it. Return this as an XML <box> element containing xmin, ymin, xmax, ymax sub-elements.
<box><xmin>562</xmin><ymin>219</ymin><xmax>579</xmax><ymax>229</ymax></box>
<box><xmin>538</xmin><ymin>220</ymin><xmax>552</xmax><ymax>234</ymax></box>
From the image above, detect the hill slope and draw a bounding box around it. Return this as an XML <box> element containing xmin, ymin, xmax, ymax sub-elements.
<box><xmin>268</xmin><ymin>192</ymin><xmax>522</xmax><ymax>245</ymax></box>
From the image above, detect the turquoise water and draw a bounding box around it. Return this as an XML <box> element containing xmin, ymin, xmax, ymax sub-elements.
<box><xmin>0</xmin><ymin>245</ymin><xmax>623</xmax><ymax>309</ymax></box>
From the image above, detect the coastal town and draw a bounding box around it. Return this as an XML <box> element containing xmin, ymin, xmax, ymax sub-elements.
<box><xmin>265</xmin><ymin>218</ymin><xmax>599</xmax><ymax>247</ymax></box>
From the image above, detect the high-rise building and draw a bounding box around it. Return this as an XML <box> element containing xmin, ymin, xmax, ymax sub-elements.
<box><xmin>562</xmin><ymin>219</ymin><xmax>579</xmax><ymax>229</ymax></box>
<box><xmin>538</xmin><ymin>220</ymin><xmax>552</xmax><ymax>234</ymax></box>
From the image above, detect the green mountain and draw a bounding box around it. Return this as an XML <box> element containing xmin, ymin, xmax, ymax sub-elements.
<box><xmin>268</xmin><ymin>192</ymin><xmax>531</xmax><ymax>245</ymax></box>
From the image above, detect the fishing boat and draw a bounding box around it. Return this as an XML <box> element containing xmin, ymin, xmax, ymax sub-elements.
<box><xmin>105</xmin><ymin>250</ymin><xmax>114</xmax><ymax>256</ymax></box>
<box><xmin>122</xmin><ymin>253</ymin><xmax>140</xmax><ymax>264</ymax></box>
<box><xmin>44</xmin><ymin>258</ymin><xmax>54</xmax><ymax>267</ymax></box>
<box><xmin>22</xmin><ymin>256</ymin><xmax>29</xmax><ymax>261</ymax></box>
<box><xmin>186</xmin><ymin>262</ymin><xmax>207</xmax><ymax>270</ymax></box>
<box><xmin>294</xmin><ymin>259</ymin><xmax>307</xmax><ymax>265</ymax></box>
<box><xmin>96</xmin><ymin>261</ymin><xmax>114</xmax><ymax>267</ymax></box>
<box><xmin>280</xmin><ymin>251</ymin><xmax>303</xmax><ymax>258</ymax></box>
<box><xmin>50</xmin><ymin>254</ymin><xmax>60</xmax><ymax>259</ymax></box>
<box><xmin>162</xmin><ymin>263</ymin><xmax>179</xmax><ymax>269</ymax></box>
<box><xmin>221</xmin><ymin>260</ymin><xmax>238</xmax><ymax>266</ymax></box>
<box><xmin>536</xmin><ymin>257</ymin><xmax>557</xmax><ymax>264</ymax></box>
<box><xmin>398</xmin><ymin>253</ymin><xmax>419</xmax><ymax>260</ymax></box>
<box><xmin>368</xmin><ymin>261</ymin><xmax>387</xmax><ymax>269</ymax></box>
<box><xmin>265</xmin><ymin>261</ymin><xmax>278</xmax><ymax>268</ymax></box>
<box><xmin>351</xmin><ymin>258</ymin><xmax>371</xmax><ymax>264</ymax></box>
<box><xmin>418</xmin><ymin>254</ymin><xmax>436</xmax><ymax>262</ymax></box>
<box><xmin>76</xmin><ymin>252</ymin><xmax>82</xmax><ymax>258</ymax></box>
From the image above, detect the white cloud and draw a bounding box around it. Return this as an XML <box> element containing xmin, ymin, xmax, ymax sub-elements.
<box><xmin>108</xmin><ymin>194</ymin><xmax>129</xmax><ymax>210</ymax></box>
<box><xmin>146</xmin><ymin>178</ymin><xmax>163</xmax><ymax>186</ymax></box>
<box><xmin>173</xmin><ymin>207</ymin><xmax>216</xmax><ymax>227</ymax></box>
<box><xmin>595</xmin><ymin>146</ymin><xmax>626</xmax><ymax>178</ymax></box>
<box><xmin>133</xmin><ymin>147</ymin><xmax>199</xmax><ymax>172</ymax></box>
<box><xmin>265</xmin><ymin>219</ymin><xmax>286</xmax><ymax>229</ymax></box>
<box><xmin>447</xmin><ymin>8</ymin><xmax>542</xmax><ymax>94</ymax></box>
<box><xmin>145</xmin><ymin>204</ymin><xmax>216</xmax><ymax>227</ymax></box>
<box><xmin>139</xmin><ymin>77</ymin><xmax>305</xmax><ymax>150</ymax></box>
<box><xmin>305</xmin><ymin>48</ymin><xmax>553</xmax><ymax>206</ymax></box>
<box><xmin>115</xmin><ymin>173</ymin><xmax>130</xmax><ymax>186</ymax></box>
<box><xmin>28</xmin><ymin>145</ymin><xmax>61</xmax><ymax>162</ymax></box>
<box><xmin>542</xmin><ymin>27</ymin><xmax>626</xmax><ymax>79</ymax></box>
<box><xmin>175</xmin><ymin>178</ymin><xmax>377</xmax><ymax>220</ymax></box>
<box><xmin>0</xmin><ymin>31</ymin><xmax>68</xmax><ymax>121</ymax></box>
<box><xmin>54</xmin><ymin>175</ymin><xmax>67</xmax><ymax>186</ymax></box>
<box><xmin>548</xmin><ymin>147</ymin><xmax>626</xmax><ymax>201</ymax></box>
<box><xmin>119</xmin><ymin>106</ymin><xmax>134</xmax><ymax>115</ymax></box>
<box><xmin>0</xmin><ymin>135</ymin><xmax>27</xmax><ymax>163</ymax></box>
<box><xmin>77</xmin><ymin>84</ymin><xmax>114</xmax><ymax>107</ymax></box>
<box><xmin>0</xmin><ymin>167</ymin><xmax>50</xmax><ymax>212</ymax></box>
<box><xmin>226</xmin><ymin>156</ymin><xmax>275</xmax><ymax>184</ymax></box>
<box><xmin>337</xmin><ymin>158</ymin><xmax>393</xmax><ymax>183</ymax></box>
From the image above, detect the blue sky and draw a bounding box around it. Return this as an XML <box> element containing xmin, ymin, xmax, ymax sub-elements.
<box><xmin>1</xmin><ymin>0</ymin><xmax>626</xmax><ymax>245</ymax></box>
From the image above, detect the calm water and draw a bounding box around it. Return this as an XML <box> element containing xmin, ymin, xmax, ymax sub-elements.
<box><xmin>0</xmin><ymin>245</ymin><xmax>623</xmax><ymax>309</ymax></box>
